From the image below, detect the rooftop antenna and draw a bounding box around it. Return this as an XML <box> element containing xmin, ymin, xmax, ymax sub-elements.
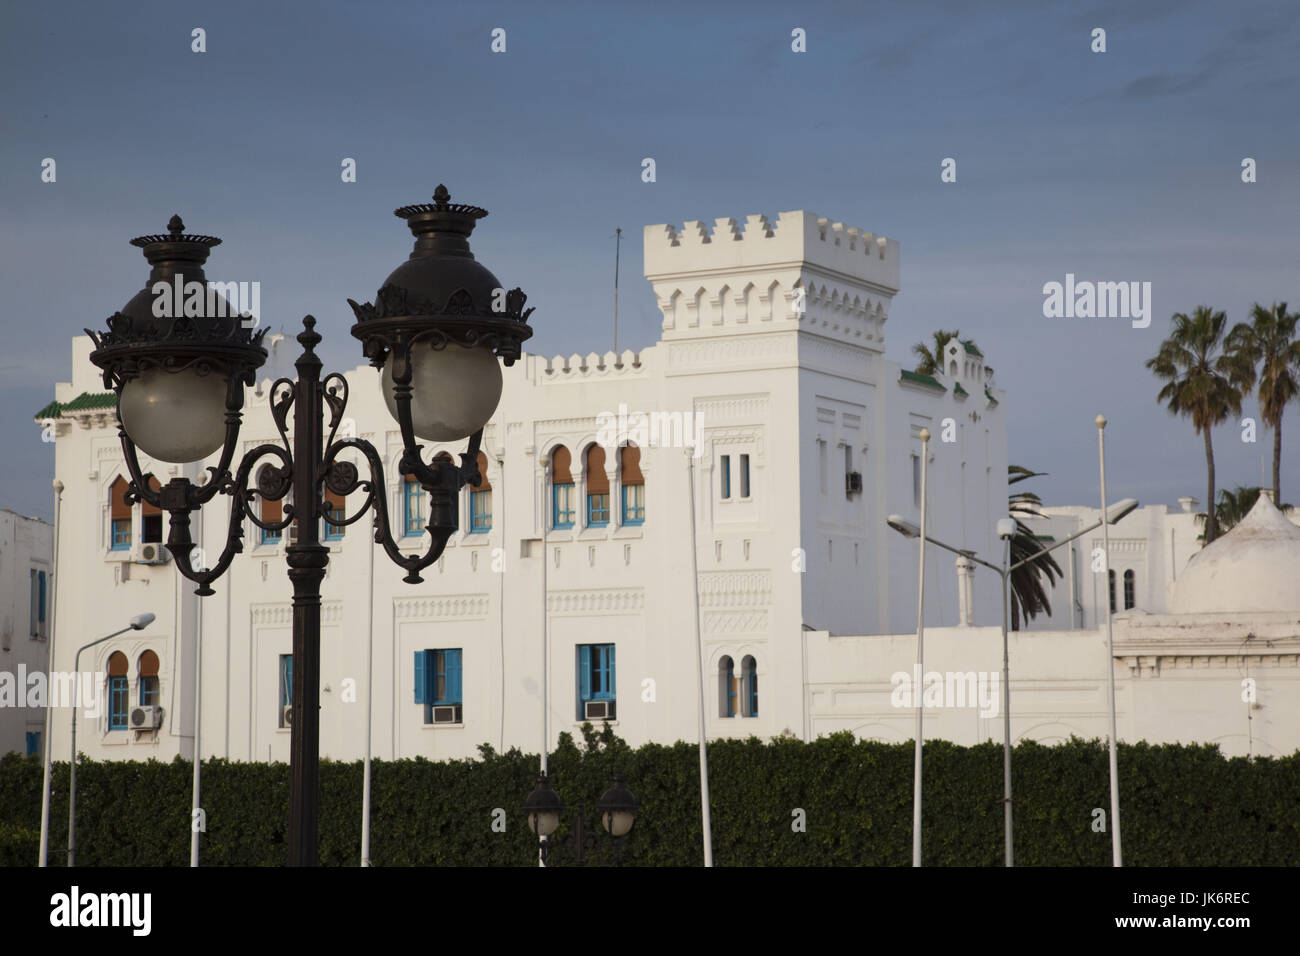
<box><xmin>613</xmin><ymin>227</ymin><xmax>622</xmax><ymax>363</ymax></box>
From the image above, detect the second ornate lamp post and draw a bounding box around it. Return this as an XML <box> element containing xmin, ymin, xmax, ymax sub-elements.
<box><xmin>523</xmin><ymin>774</ymin><xmax>639</xmax><ymax>866</ymax></box>
<box><xmin>86</xmin><ymin>186</ymin><xmax>534</xmax><ymax>866</ymax></box>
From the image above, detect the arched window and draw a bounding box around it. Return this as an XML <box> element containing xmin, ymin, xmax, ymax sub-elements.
<box><xmin>110</xmin><ymin>477</ymin><xmax>132</xmax><ymax>551</ymax></box>
<box><xmin>258</xmin><ymin>466</ymin><xmax>283</xmax><ymax>545</ymax></box>
<box><xmin>30</xmin><ymin>569</ymin><xmax>47</xmax><ymax>638</ymax></box>
<box><xmin>586</xmin><ymin>445</ymin><xmax>610</xmax><ymax>527</ymax></box>
<box><xmin>470</xmin><ymin>451</ymin><xmax>492</xmax><ymax>533</ymax></box>
<box><xmin>138</xmin><ymin>650</ymin><xmax>160</xmax><ymax>707</ymax></box>
<box><xmin>322</xmin><ymin>486</ymin><xmax>346</xmax><ymax>541</ymax></box>
<box><xmin>719</xmin><ymin>656</ymin><xmax>736</xmax><ymax>717</ymax></box>
<box><xmin>141</xmin><ymin>477</ymin><xmax>163</xmax><ymax>544</ymax></box>
<box><xmin>403</xmin><ymin>474</ymin><xmax>426</xmax><ymax>537</ymax></box>
<box><xmin>107</xmin><ymin>651</ymin><xmax>129</xmax><ymax>730</ymax></box>
<box><xmin>742</xmin><ymin>655</ymin><xmax>758</xmax><ymax>717</ymax></box>
<box><xmin>551</xmin><ymin>446</ymin><xmax>575</xmax><ymax>529</ymax></box>
<box><xmin>1107</xmin><ymin>569</ymin><xmax>1116</xmax><ymax>614</ymax></box>
<box><xmin>621</xmin><ymin>445</ymin><xmax>644</xmax><ymax>525</ymax></box>
<box><xmin>1123</xmin><ymin>569</ymin><xmax>1135</xmax><ymax>610</ymax></box>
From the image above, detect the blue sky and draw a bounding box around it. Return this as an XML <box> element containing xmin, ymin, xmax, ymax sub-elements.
<box><xmin>3</xmin><ymin>0</ymin><xmax>1298</xmax><ymax>520</ymax></box>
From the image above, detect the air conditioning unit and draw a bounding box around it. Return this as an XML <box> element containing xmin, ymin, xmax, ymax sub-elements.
<box><xmin>134</xmin><ymin>542</ymin><xmax>170</xmax><ymax>565</ymax></box>
<box><xmin>846</xmin><ymin>471</ymin><xmax>863</xmax><ymax>496</ymax></box>
<box><xmin>281</xmin><ymin>705</ymin><xmax>294</xmax><ymax>727</ymax></box>
<box><xmin>130</xmin><ymin>705</ymin><xmax>163</xmax><ymax>731</ymax></box>
<box><xmin>432</xmin><ymin>704</ymin><xmax>462</xmax><ymax>724</ymax></box>
<box><xmin>584</xmin><ymin>700</ymin><xmax>616</xmax><ymax>721</ymax></box>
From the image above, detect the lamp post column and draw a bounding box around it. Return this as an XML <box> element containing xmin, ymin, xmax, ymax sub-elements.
<box><xmin>287</xmin><ymin>319</ymin><xmax>329</xmax><ymax>867</ymax></box>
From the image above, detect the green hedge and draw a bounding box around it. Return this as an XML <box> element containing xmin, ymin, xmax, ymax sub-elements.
<box><xmin>3</xmin><ymin>727</ymin><xmax>1296</xmax><ymax>866</ymax></box>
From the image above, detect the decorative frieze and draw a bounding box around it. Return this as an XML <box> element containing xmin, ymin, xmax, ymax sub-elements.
<box><xmin>547</xmin><ymin>587</ymin><xmax>645</xmax><ymax>615</ymax></box>
<box><xmin>394</xmin><ymin>594</ymin><xmax>491</xmax><ymax>621</ymax></box>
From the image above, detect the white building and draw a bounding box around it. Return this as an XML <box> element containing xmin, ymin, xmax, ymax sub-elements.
<box><xmin>0</xmin><ymin>509</ymin><xmax>53</xmax><ymax>755</ymax></box>
<box><xmin>36</xmin><ymin>206</ymin><xmax>1008</xmax><ymax>765</ymax></box>
<box><xmin>34</xmin><ymin>202</ymin><xmax>1299</xmax><ymax>766</ymax></box>
<box><xmin>805</xmin><ymin>494</ymin><xmax>1300</xmax><ymax>757</ymax></box>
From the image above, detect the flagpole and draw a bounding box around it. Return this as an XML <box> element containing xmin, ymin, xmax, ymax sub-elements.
<box><xmin>912</xmin><ymin>428</ymin><xmax>930</xmax><ymax>867</ymax></box>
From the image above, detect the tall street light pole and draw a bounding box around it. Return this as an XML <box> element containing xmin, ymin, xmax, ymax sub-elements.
<box><xmin>1097</xmin><ymin>414</ymin><xmax>1123</xmax><ymax>867</ymax></box>
<box><xmin>911</xmin><ymin>427</ymin><xmax>930</xmax><ymax>867</ymax></box>
<box><xmin>37</xmin><ymin>478</ymin><xmax>64</xmax><ymax>867</ymax></box>
<box><xmin>69</xmin><ymin>613</ymin><xmax>155</xmax><ymax>866</ymax></box>
<box><xmin>84</xmin><ymin>188</ymin><xmax>535</xmax><ymax>865</ymax></box>
<box><xmin>888</xmin><ymin>493</ymin><xmax>1138</xmax><ymax>867</ymax></box>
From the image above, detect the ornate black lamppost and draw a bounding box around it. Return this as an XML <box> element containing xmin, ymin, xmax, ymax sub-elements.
<box><xmin>86</xmin><ymin>186</ymin><xmax>534</xmax><ymax>866</ymax></box>
<box><xmin>522</xmin><ymin>773</ymin><xmax>638</xmax><ymax>866</ymax></box>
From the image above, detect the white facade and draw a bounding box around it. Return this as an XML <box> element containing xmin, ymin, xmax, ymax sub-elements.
<box><xmin>807</xmin><ymin>494</ymin><xmax>1300</xmax><ymax>758</ymax></box>
<box><xmin>0</xmin><ymin>509</ymin><xmax>53</xmax><ymax>755</ymax></box>
<box><xmin>39</xmin><ymin>202</ymin><xmax>1297</xmax><ymax>766</ymax></box>
<box><xmin>38</xmin><ymin>206</ymin><xmax>1009</xmax><ymax>764</ymax></box>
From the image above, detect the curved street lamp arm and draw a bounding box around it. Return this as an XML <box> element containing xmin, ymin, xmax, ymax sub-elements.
<box><xmin>1007</xmin><ymin>518</ymin><xmax>1103</xmax><ymax>575</ymax></box>
<box><xmin>323</xmin><ymin>436</ymin><xmax>453</xmax><ymax>583</ymax></box>
<box><xmin>167</xmin><ymin>442</ymin><xmax>295</xmax><ymax>595</ymax></box>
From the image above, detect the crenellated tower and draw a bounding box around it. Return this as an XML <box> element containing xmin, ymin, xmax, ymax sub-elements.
<box><xmin>644</xmin><ymin>210</ymin><xmax>900</xmax><ymax>377</ymax></box>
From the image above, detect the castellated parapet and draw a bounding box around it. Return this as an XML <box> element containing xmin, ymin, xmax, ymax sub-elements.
<box><xmin>643</xmin><ymin>210</ymin><xmax>901</xmax><ymax>354</ymax></box>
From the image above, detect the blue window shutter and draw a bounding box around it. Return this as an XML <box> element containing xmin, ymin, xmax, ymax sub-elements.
<box><xmin>608</xmin><ymin>645</ymin><xmax>616</xmax><ymax>700</ymax></box>
<box><xmin>38</xmin><ymin>572</ymin><xmax>46</xmax><ymax>623</ymax></box>
<box><xmin>414</xmin><ymin>650</ymin><xmax>427</xmax><ymax>705</ymax></box>
<box><xmin>578</xmin><ymin>645</ymin><xmax>591</xmax><ymax>704</ymax></box>
<box><xmin>448</xmin><ymin>649</ymin><xmax>462</xmax><ymax>704</ymax></box>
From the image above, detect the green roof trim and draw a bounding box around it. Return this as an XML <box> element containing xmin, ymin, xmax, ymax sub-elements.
<box><xmin>1032</xmin><ymin>534</ymin><xmax>1056</xmax><ymax>542</ymax></box>
<box><xmin>984</xmin><ymin>387</ymin><xmax>999</xmax><ymax>405</ymax></box>
<box><xmin>33</xmin><ymin>391</ymin><xmax>115</xmax><ymax>421</ymax></box>
<box><xmin>953</xmin><ymin>382</ymin><xmax>969</xmax><ymax>396</ymax></box>
<box><xmin>961</xmin><ymin>339</ymin><xmax>983</xmax><ymax>357</ymax></box>
<box><xmin>900</xmin><ymin>369</ymin><xmax>946</xmax><ymax>392</ymax></box>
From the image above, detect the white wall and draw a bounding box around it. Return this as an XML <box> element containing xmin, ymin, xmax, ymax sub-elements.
<box><xmin>0</xmin><ymin>510</ymin><xmax>53</xmax><ymax>755</ymax></box>
<box><xmin>42</xmin><ymin>204</ymin><xmax>1012</xmax><ymax>764</ymax></box>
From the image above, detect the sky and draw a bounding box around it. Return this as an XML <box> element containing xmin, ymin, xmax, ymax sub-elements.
<box><xmin>2</xmin><ymin>0</ymin><xmax>1298</xmax><ymax>521</ymax></box>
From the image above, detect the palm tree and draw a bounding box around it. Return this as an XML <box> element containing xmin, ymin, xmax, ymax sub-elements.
<box><xmin>1195</xmin><ymin>485</ymin><xmax>1293</xmax><ymax>541</ymax></box>
<box><xmin>1007</xmin><ymin>465</ymin><xmax>1062</xmax><ymax>631</ymax></box>
<box><xmin>1226</xmin><ymin>302</ymin><xmax>1300</xmax><ymax>504</ymax></box>
<box><xmin>1145</xmin><ymin>306</ymin><xmax>1254</xmax><ymax>544</ymax></box>
<box><xmin>912</xmin><ymin>330</ymin><xmax>979</xmax><ymax>376</ymax></box>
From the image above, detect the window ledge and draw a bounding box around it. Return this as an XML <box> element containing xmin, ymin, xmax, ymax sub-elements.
<box><xmin>612</xmin><ymin>526</ymin><xmax>644</xmax><ymax>540</ymax></box>
<box><xmin>421</xmin><ymin>722</ymin><xmax>465</xmax><ymax>729</ymax></box>
<box><xmin>546</xmin><ymin>531</ymin><xmax>574</xmax><ymax>543</ymax></box>
<box><xmin>574</xmin><ymin>720</ymin><xmax>619</xmax><ymax>727</ymax></box>
<box><xmin>578</xmin><ymin>527</ymin><xmax>611</xmax><ymax>541</ymax></box>
<box><xmin>459</xmin><ymin>534</ymin><xmax>493</xmax><ymax>548</ymax></box>
<box><xmin>101</xmin><ymin>733</ymin><xmax>130</xmax><ymax>745</ymax></box>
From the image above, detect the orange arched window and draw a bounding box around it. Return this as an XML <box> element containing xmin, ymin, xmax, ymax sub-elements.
<box><xmin>138</xmin><ymin>650</ymin><xmax>160</xmax><ymax>707</ymax></box>
<box><xmin>109</xmin><ymin>477</ymin><xmax>132</xmax><ymax>551</ymax></box>
<box><xmin>586</xmin><ymin>446</ymin><xmax>609</xmax><ymax>526</ymax></box>
<box><xmin>551</xmin><ymin>446</ymin><xmax>574</xmax><ymax>529</ymax></box>
<box><xmin>620</xmin><ymin>445</ymin><xmax>644</xmax><ymax>525</ymax></box>
<box><xmin>470</xmin><ymin>451</ymin><xmax>492</xmax><ymax>533</ymax></box>
<box><xmin>259</xmin><ymin>466</ymin><xmax>283</xmax><ymax>545</ymax></box>
<box><xmin>107</xmin><ymin>651</ymin><xmax>129</xmax><ymax>730</ymax></box>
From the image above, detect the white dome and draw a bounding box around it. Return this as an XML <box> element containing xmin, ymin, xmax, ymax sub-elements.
<box><xmin>1170</xmin><ymin>495</ymin><xmax>1300</xmax><ymax>614</ymax></box>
